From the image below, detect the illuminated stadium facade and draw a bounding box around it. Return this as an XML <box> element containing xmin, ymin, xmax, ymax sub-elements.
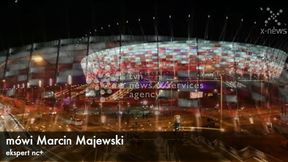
<box><xmin>0</xmin><ymin>35</ymin><xmax>287</xmax><ymax>109</ymax></box>
<box><xmin>82</xmin><ymin>40</ymin><xmax>286</xmax><ymax>81</ymax></box>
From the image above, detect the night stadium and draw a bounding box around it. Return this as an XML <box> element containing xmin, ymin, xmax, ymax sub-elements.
<box><xmin>0</xmin><ymin>35</ymin><xmax>287</xmax><ymax>131</ymax></box>
<box><xmin>1</xmin><ymin>0</ymin><xmax>288</xmax><ymax>161</ymax></box>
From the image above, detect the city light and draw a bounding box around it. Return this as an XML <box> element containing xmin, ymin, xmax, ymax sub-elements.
<box><xmin>67</xmin><ymin>75</ymin><xmax>72</xmax><ymax>85</ymax></box>
<box><xmin>49</xmin><ymin>78</ymin><xmax>53</xmax><ymax>87</ymax></box>
<box><xmin>32</xmin><ymin>55</ymin><xmax>44</xmax><ymax>63</ymax></box>
<box><xmin>38</xmin><ymin>80</ymin><xmax>42</xmax><ymax>88</ymax></box>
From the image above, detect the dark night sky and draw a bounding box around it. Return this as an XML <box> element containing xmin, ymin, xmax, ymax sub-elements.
<box><xmin>0</xmin><ymin>0</ymin><xmax>287</xmax><ymax>53</ymax></box>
